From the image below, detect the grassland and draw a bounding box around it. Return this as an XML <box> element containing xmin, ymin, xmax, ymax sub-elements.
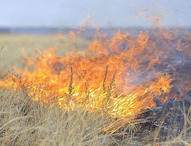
<box><xmin>0</xmin><ymin>34</ymin><xmax>90</xmax><ymax>73</ymax></box>
<box><xmin>0</xmin><ymin>34</ymin><xmax>191</xmax><ymax>145</ymax></box>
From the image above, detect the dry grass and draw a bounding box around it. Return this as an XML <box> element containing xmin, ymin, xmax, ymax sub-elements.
<box><xmin>1</xmin><ymin>88</ymin><xmax>190</xmax><ymax>145</ymax></box>
<box><xmin>0</xmin><ymin>34</ymin><xmax>191</xmax><ymax>145</ymax></box>
<box><xmin>0</xmin><ymin>34</ymin><xmax>90</xmax><ymax>73</ymax></box>
<box><xmin>0</xmin><ymin>89</ymin><xmax>114</xmax><ymax>145</ymax></box>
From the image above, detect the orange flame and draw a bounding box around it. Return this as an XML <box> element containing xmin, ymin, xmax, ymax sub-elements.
<box><xmin>0</xmin><ymin>29</ymin><xmax>190</xmax><ymax>133</ymax></box>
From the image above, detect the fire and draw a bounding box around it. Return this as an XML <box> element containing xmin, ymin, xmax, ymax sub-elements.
<box><xmin>0</xmin><ymin>29</ymin><xmax>190</xmax><ymax>133</ymax></box>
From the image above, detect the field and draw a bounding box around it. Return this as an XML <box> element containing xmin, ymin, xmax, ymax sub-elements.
<box><xmin>0</xmin><ymin>33</ymin><xmax>191</xmax><ymax>145</ymax></box>
<box><xmin>0</xmin><ymin>34</ymin><xmax>90</xmax><ymax>72</ymax></box>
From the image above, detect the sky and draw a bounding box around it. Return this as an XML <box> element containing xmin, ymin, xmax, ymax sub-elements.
<box><xmin>0</xmin><ymin>0</ymin><xmax>191</xmax><ymax>28</ymax></box>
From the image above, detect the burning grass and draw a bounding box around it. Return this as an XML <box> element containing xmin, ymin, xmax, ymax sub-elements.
<box><xmin>0</xmin><ymin>29</ymin><xmax>191</xmax><ymax>145</ymax></box>
<box><xmin>0</xmin><ymin>88</ymin><xmax>191</xmax><ymax>145</ymax></box>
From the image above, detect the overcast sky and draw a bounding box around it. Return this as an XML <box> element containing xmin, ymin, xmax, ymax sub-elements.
<box><xmin>0</xmin><ymin>0</ymin><xmax>191</xmax><ymax>27</ymax></box>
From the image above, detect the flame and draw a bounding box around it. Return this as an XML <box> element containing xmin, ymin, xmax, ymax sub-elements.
<box><xmin>0</xmin><ymin>29</ymin><xmax>191</xmax><ymax>133</ymax></box>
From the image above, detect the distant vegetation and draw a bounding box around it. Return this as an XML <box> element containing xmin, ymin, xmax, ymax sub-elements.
<box><xmin>1</xmin><ymin>27</ymin><xmax>190</xmax><ymax>39</ymax></box>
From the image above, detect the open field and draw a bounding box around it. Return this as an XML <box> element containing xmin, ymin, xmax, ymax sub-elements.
<box><xmin>0</xmin><ymin>34</ymin><xmax>90</xmax><ymax>73</ymax></box>
<box><xmin>0</xmin><ymin>34</ymin><xmax>191</xmax><ymax>145</ymax></box>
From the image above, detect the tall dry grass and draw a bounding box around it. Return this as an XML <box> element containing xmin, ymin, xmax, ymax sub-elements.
<box><xmin>1</xmin><ymin>88</ymin><xmax>191</xmax><ymax>145</ymax></box>
<box><xmin>0</xmin><ymin>89</ymin><xmax>115</xmax><ymax>145</ymax></box>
